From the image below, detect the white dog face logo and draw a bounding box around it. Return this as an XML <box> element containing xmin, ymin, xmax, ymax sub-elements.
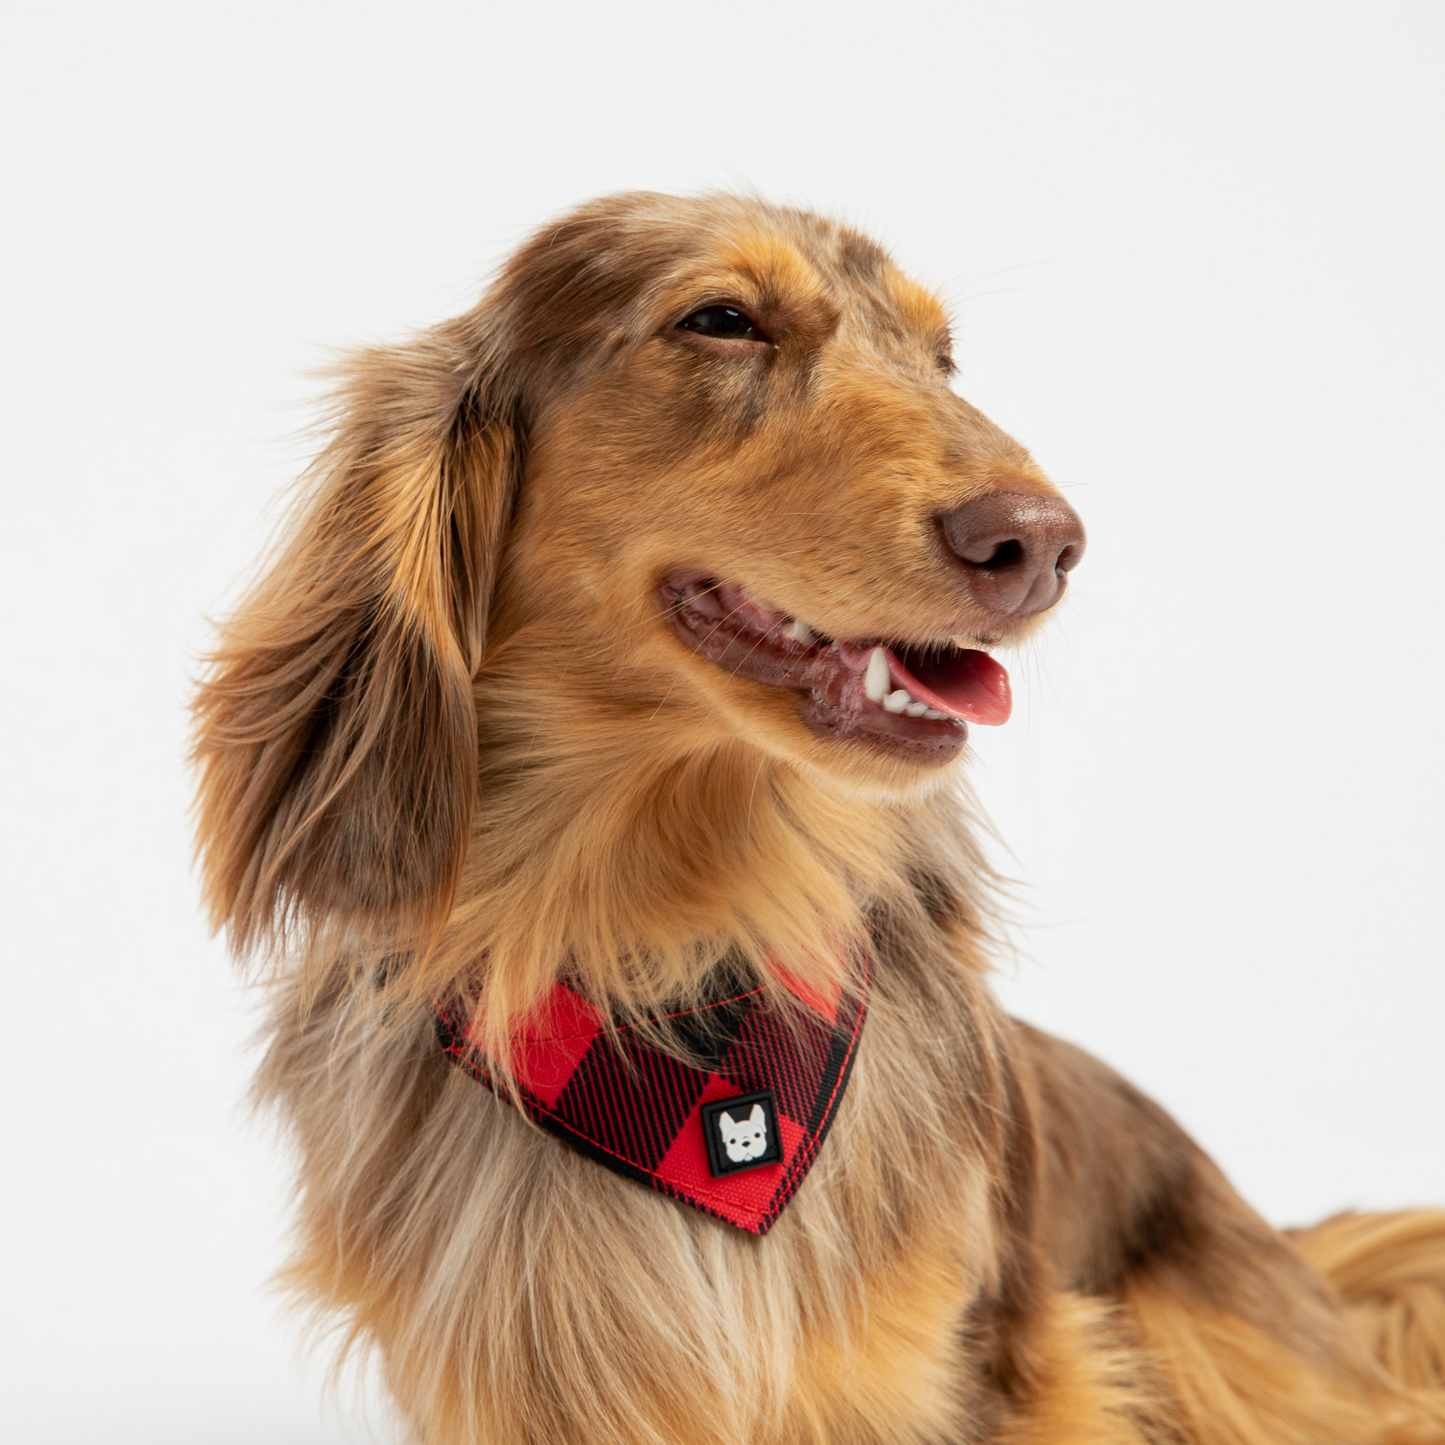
<box><xmin>718</xmin><ymin>1104</ymin><xmax>768</xmax><ymax>1163</ymax></box>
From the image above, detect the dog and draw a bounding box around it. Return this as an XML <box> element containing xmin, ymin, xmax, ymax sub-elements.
<box><xmin>191</xmin><ymin>192</ymin><xmax>1445</xmax><ymax>1444</ymax></box>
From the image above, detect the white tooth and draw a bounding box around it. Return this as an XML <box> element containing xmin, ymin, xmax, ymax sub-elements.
<box><xmin>783</xmin><ymin>620</ymin><xmax>815</xmax><ymax>644</ymax></box>
<box><xmin>923</xmin><ymin>708</ymin><xmax>950</xmax><ymax>720</ymax></box>
<box><xmin>864</xmin><ymin>647</ymin><xmax>891</xmax><ymax>703</ymax></box>
<box><xmin>905</xmin><ymin>701</ymin><xmax>928</xmax><ymax>717</ymax></box>
<box><xmin>883</xmin><ymin>689</ymin><xmax>910</xmax><ymax>713</ymax></box>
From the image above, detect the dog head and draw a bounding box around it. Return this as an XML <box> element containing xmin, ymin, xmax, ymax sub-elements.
<box><xmin>718</xmin><ymin>1104</ymin><xmax>769</xmax><ymax>1164</ymax></box>
<box><xmin>192</xmin><ymin>193</ymin><xmax>1082</xmax><ymax>972</ymax></box>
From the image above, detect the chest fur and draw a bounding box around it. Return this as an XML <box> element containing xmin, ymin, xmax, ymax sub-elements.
<box><xmin>265</xmin><ymin>936</ymin><xmax>1008</xmax><ymax>1444</ymax></box>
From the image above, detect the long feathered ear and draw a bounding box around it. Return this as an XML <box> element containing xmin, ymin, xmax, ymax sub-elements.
<box><xmin>191</xmin><ymin>315</ymin><xmax>519</xmax><ymax>961</ymax></box>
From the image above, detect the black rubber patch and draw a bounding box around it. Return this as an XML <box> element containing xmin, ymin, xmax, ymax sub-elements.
<box><xmin>701</xmin><ymin>1090</ymin><xmax>783</xmax><ymax>1177</ymax></box>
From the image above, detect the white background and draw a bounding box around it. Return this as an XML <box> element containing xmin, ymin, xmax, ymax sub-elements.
<box><xmin>3</xmin><ymin>2</ymin><xmax>1441</xmax><ymax>1440</ymax></box>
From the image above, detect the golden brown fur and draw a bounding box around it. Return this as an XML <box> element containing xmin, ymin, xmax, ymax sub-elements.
<box><xmin>192</xmin><ymin>193</ymin><xmax>1445</xmax><ymax>1443</ymax></box>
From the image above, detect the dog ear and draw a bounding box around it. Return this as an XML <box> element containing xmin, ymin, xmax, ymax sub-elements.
<box><xmin>191</xmin><ymin>315</ymin><xmax>519</xmax><ymax>960</ymax></box>
<box><xmin>748</xmin><ymin>1104</ymin><xmax>765</xmax><ymax>1128</ymax></box>
<box><xmin>719</xmin><ymin>1112</ymin><xmax>737</xmax><ymax>1134</ymax></box>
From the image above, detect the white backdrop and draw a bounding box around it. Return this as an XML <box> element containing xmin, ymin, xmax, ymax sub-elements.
<box><xmin>3</xmin><ymin>3</ymin><xmax>1441</xmax><ymax>1440</ymax></box>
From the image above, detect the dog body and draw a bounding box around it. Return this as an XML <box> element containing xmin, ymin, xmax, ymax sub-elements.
<box><xmin>193</xmin><ymin>194</ymin><xmax>1445</xmax><ymax>1443</ymax></box>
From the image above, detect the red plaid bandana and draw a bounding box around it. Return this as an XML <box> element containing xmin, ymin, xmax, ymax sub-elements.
<box><xmin>434</xmin><ymin>959</ymin><xmax>869</xmax><ymax>1235</ymax></box>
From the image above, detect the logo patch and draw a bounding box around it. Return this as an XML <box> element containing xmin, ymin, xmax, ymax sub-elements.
<box><xmin>701</xmin><ymin>1090</ymin><xmax>783</xmax><ymax>1177</ymax></box>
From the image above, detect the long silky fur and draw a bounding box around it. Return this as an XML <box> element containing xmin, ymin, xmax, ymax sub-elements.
<box><xmin>194</xmin><ymin>193</ymin><xmax>1445</xmax><ymax>1443</ymax></box>
<box><xmin>257</xmin><ymin>808</ymin><xmax>1012</xmax><ymax>1445</ymax></box>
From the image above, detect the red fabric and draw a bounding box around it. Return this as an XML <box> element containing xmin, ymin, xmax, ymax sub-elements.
<box><xmin>434</xmin><ymin>960</ymin><xmax>869</xmax><ymax>1235</ymax></box>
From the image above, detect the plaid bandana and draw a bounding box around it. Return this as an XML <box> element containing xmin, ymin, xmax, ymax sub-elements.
<box><xmin>434</xmin><ymin>959</ymin><xmax>869</xmax><ymax>1235</ymax></box>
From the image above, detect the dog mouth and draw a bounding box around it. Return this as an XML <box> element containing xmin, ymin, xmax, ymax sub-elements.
<box><xmin>661</xmin><ymin>571</ymin><xmax>1011</xmax><ymax>760</ymax></box>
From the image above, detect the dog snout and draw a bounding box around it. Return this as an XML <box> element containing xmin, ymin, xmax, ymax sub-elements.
<box><xmin>939</xmin><ymin>491</ymin><xmax>1086</xmax><ymax>616</ymax></box>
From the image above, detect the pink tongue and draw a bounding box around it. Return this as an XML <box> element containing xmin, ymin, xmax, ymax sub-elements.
<box><xmin>893</xmin><ymin>648</ymin><xmax>1012</xmax><ymax>725</ymax></box>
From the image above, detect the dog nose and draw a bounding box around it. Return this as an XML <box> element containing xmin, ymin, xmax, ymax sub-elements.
<box><xmin>939</xmin><ymin>491</ymin><xmax>1086</xmax><ymax>616</ymax></box>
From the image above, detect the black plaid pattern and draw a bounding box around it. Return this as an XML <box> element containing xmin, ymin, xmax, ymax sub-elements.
<box><xmin>555</xmin><ymin>1033</ymin><xmax>712</xmax><ymax>1173</ymax></box>
<box><xmin>719</xmin><ymin>1006</ymin><xmax>832</xmax><ymax>1123</ymax></box>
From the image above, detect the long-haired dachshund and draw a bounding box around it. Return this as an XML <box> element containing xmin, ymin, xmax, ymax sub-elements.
<box><xmin>192</xmin><ymin>193</ymin><xmax>1445</xmax><ymax>1444</ymax></box>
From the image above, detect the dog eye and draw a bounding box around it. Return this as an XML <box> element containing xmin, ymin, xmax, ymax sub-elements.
<box><xmin>678</xmin><ymin>306</ymin><xmax>770</xmax><ymax>342</ymax></box>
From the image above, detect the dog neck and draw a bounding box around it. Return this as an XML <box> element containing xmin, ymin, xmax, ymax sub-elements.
<box><xmin>418</xmin><ymin>700</ymin><xmax>993</xmax><ymax>1047</ymax></box>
